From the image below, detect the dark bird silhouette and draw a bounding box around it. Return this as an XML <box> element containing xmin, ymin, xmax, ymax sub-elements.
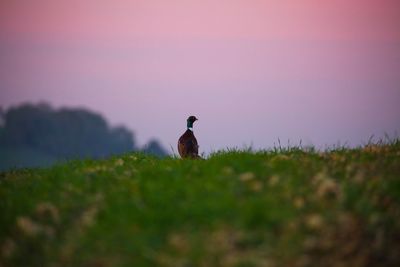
<box><xmin>178</xmin><ymin>116</ymin><xmax>200</xmax><ymax>159</ymax></box>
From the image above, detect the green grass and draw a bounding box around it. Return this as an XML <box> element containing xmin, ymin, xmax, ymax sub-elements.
<box><xmin>1</xmin><ymin>141</ymin><xmax>400</xmax><ymax>267</ymax></box>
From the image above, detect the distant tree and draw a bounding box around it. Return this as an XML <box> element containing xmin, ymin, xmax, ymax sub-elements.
<box><xmin>0</xmin><ymin>106</ymin><xmax>4</xmax><ymax>127</ymax></box>
<box><xmin>0</xmin><ymin>103</ymin><xmax>136</xmax><ymax>160</ymax></box>
<box><xmin>109</xmin><ymin>126</ymin><xmax>136</xmax><ymax>156</ymax></box>
<box><xmin>0</xmin><ymin>107</ymin><xmax>4</xmax><ymax>139</ymax></box>
<box><xmin>142</xmin><ymin>139</ymin><xmax>169</xmax><ymax>157</ymax></box>
<box><xmin>0</xmin><ymin>103</ymin><xmax>168</xmax><ymax>170</ymax></box>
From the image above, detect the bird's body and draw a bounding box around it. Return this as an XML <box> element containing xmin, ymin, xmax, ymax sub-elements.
<box><xmin>178</xmin><ymin>129</ymin><xmax>199</xmax><ymax>158</ymax></box>
<box><xmin>178</xmin><ymin>116</ymin><xmax>200</xmax><ymax>159</ymax></box>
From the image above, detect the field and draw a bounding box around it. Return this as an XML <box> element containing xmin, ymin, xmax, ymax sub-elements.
<box><xmin>1</xmin><ymin>141</ymin><xmax>400</xmax><ymax>267</ymax></box>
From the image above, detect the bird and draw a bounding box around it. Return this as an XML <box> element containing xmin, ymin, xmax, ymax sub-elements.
<box><xmin>178</xmin><ymin>116</ymin><xmax>201</xmax><ymax>159</ymax></box>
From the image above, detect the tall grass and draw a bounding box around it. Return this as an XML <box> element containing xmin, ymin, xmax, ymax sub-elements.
<box><xmin>1</xmin><ymin>140</ymin><xmax>399</xmax><ymax>267</ymax></box>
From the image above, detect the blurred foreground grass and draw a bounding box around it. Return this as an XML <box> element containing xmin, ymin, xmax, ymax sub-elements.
<box><xmin>1</xmin><ymin>141</ymin><xmax>400</xmax><ymax>267</ymax></box>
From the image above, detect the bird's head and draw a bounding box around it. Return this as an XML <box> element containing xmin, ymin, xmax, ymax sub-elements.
<box><xmin>187</xmin><ymin>116</ymin><xmax>198</xmax><ymax>129</ymax></box>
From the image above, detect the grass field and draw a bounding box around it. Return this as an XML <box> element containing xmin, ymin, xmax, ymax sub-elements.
<box><xmin>1</xmin><ymin>141</ymin><xmax>399</xmax><ymax>267</ymax></box>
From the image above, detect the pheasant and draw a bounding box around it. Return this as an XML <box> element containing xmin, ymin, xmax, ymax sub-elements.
<box><xmin>178</xmin><ymin>116</ymin><xmax>200</xmax><ymax>159</ymax></box>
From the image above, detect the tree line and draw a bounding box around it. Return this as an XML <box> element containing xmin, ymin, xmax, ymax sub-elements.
<box><xmin>0</xmin><ymin>103</ymin><xmax>167</xmax><ymax>170</ymax></box>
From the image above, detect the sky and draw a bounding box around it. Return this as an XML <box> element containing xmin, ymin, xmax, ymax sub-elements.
<box><xmin>1</xmin><ymin>0</ymin><xmax>399</xmax><ymax>153</ymax></box>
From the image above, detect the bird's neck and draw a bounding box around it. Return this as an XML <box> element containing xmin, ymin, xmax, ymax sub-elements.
<box><xmin>187</xmin><ymin>121</ymin><xmax>194</xmax><ymax>129</ymax></box>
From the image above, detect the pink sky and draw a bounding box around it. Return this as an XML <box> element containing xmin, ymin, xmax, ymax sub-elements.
<box><xmin>1</xmin><ymin>0</ymin><xmax>399</xmax><ymax>152</ymax></box>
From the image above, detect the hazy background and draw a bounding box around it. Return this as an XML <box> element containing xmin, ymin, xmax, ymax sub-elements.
<box><xmin>1</xmin><ymin>0</ymin><xmax>400</xmax><ymax>154</ymax></box>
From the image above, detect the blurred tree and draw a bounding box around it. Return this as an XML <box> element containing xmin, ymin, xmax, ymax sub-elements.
<box><xmin>0</xmin><ymin>106</ymin><xmax>4</xmax><ymax>127</ymax></box>
<box><xmin>142</xmin><ymin>139</ymin><xmax>169</xmax><ymax>157</ymax></box>
<box><xmin>0</xmin><ymin>103</ymin><xmax>167</xmax><ymax>170</ymax></box>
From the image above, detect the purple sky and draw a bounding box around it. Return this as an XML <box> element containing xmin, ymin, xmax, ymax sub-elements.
<box><xmin>1</xmin><ymin>0</ymin><xmax>399</xmax><ymax>153</ymax></box>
